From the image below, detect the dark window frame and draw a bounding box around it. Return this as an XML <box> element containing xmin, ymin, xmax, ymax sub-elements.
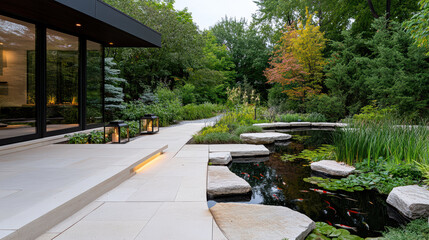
<box><xmin>0</xmin><ymin>12</ymin><xmax>105</xmax><ymax>145</ymax></box>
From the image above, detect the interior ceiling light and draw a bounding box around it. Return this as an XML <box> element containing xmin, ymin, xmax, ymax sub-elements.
<box><xmin>109</xmin><ymin>42</ymin><xmax>114</xmax><ymax>46</ymax></box>
<box><xmin>75</xmin><ymin>23</ymin><xmax>82</xmax><ymax>27</ymax></box>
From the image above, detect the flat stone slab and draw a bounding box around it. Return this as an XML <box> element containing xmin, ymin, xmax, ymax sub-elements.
<box><xmin>387</xmin><ymin>185</ymin><xmax>429</xmax><ymax>219</ymax></box>
<box><xmin>289</xmin><ymin>122</ymin><xmax>312</xmax><ymax>127</ymax></box>
<box><xmin>207</xmin><ymin>166</ymin><xmax>251</xmax><ymax>198</ymax></box>
<box><xmin>211</xmin><ymin>203</ymin><xmax>315</xmax><ymax>240</ymax></box>
<box><xmin>311</xmin><ymin>122</ymin><xmax>337</xmax><ymax>127</ymax></box>
<box><xmin>253</xmin><ymin>122</ymin><xmax>291</xmax><ymax>129</ymax></box>
<box><xmin>240</xmin><ymin>132</ymin><xmax>292</xmax><ymax>144</ymax></box>
<box><xmin>310</xmin><ymin>160</ymin><xmax>355</xmax><ymax>177</ymax></box>
<box><xmin>209</xmin><ymin>152</ymin><xmax>232</xmax><ymax>165</ymax></box>
<box><xmin>209</xmin><ymin>144</ymin><xmax>270</xmax><ymax>157</ymax></box>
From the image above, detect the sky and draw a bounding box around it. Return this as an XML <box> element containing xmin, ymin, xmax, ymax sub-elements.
<box><xmin>173</xmin><ymin>0</ymin><xmax>258</xmax><ymax>30</ymax></box>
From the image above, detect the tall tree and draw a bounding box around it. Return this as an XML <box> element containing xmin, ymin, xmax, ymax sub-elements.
<box><xmin>265</xmin><ymin>10</ymin><xmax>326</xmax><ymax>103</ymax></box>
<box><xmin>211</xmin><ymin>17</ymin><xmax>270</xmax><ymax>99</ymax></box>
<box><xmin>104</xmin><ymin>0</ymin><xmax>205</xmax><ymax>100</ymax></box>
<box><xmin>404</xmin><ymin>0</ymin><xmax>429</xmax><ymax>55</ymax></box>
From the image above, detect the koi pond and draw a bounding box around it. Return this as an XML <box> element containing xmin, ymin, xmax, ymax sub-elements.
<box><xmin>208</xmin><ymin>130</ymin><xmax>408</xmax><ymax>238</ymax></box>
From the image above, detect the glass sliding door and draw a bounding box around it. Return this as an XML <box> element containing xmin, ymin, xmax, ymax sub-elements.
<box><xmin>46</xmin><ymin>29</ymin><xmax>79</xmax><ymax>132</ymax></box>
<box><xmin>86</xmin><ymin>40</ymin><xmax>103</xmax><ymax>127</ymax></box>
<box><xmin>0</xmin><ymin>15</ymin><xmax>36</xmax><ymax>140</ymax></box>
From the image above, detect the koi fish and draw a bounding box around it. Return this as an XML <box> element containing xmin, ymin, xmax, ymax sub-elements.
<box><xmin>299</xmin><ymin>190</ymin><xmax>309</xmax><ymax>193</ymax></box>
<box><xmin>347</xmin><ymin>210</ymin><xmax>367</xmax><ymax>215</ymax></box>
<box><xmin>277</xmin><ymin>187</ymin><xmax>282</xmax><ymax>190</ymax></box>
<box><xmin>253</xmin><ymin>176</ymin><xmax>260</xmax><ymax>180</ymax></box>
<box><xmin>327</xmin><ymin>206</ymin><xmax>337</xmax><ymax>214</ymax></box>
<box><xmin>260</xmin><ymin>173</ymin><xmax>264</xmax><ymax>177</ymax></box>
<box><xmin>282</xmin><ymin>181</ymin><xmax>287</xmax><ymax>185</ymax></box>
<box><xmin>241</xmin><ymin>172</ymin><xmax>250</xmax><ymax>177</ymax></box>
<box><xmin>345</xmin><ymin>197</ymin><xmax>358</xmax><ymax>202</ymax></box>
<box><xmin>324</xmin><ymin>200</ymin><xmax>331</xmax><ymax>205</ymax></box>
<box><xmin>273</xmin><ymin>194</ymin><xmax>279</xmax><ymax>200</ymax></box>
<box><xmin>310</xmin><ymin>188</ymin><xmax>334</xmax><ymax>195</ymax></box>
<box><xmin>334</xmin><ymin>224</ymin><xmax>357</xmax><ymax>232</ymax></box>
<box><xmin>326</xmin><ymin>220</ymin><xmax>332</xmax><ymax>226</ymax></box>
<box><xmin>293</xmin><ymin>198</ymin><xmax>304</xmax><ymax>202</ymax></box>
<box><xmin>369</xmin><ymin>201</ymin><xmax>374</xmax><ymax>205</ymax></box>
<box><xmin>362</xmin><ymin>221</ymin><xmax>370</xmax><ymax>230</ymax></box>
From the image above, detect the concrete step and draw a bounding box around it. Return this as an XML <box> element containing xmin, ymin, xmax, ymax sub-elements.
<box><xmin>0</xmin><ymin>144</ymin><xmax>167</xmax><ymax>240</ymax></box>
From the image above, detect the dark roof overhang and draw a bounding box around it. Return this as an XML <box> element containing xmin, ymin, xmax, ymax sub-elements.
<box><xmin>0</xmin><ymin>0</ymin><xmax>161</xmax><ymax>47</ymax></box>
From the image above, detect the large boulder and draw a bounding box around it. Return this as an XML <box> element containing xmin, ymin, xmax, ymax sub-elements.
<box><xmin>240</xmin><ymin>132</ymin><xmax>292</xmax><ymax>144</ymax></box>
<box><xmin>209</xmin><ymin>152</ymin><xmax>232</xmax><ymax>165</ymax></box>
<box><xmin>209</xmin><ymin>144</ymin><xmax>270</xmax><ymax>157</ymax></box>
<box><xmin>211</xmin><ymin>203</ymin><xmax>315</xmax><ymax>240</ymax></box>
<box><xmin>310</xmin><ymin>160</ymin><xmax>355</xmax><ymax>177</ymax></box>
<box><xmin>207</xmin><ymin>166</ymin><xmax>251</xmax><ymax>198</ymax></box>
<box><xmin>387</xmin><ymin>185</ymin><xmax>429</xmax><ymax>219</ymax></box>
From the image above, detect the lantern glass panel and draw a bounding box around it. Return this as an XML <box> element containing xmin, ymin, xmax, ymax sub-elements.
<box><xmin>154</xmin><ymin>118</ymin><xmax>159</xmax><ymax>132</ymax></box>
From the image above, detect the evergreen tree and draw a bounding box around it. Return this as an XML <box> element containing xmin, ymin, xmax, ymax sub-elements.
<box><xmin>104</xmin><ymin>58</ymin><xmax>127</xmax><ymax>121</ymax></box>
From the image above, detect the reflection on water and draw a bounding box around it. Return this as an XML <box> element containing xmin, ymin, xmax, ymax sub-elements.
<box><xmin>208</xmin><ymin>130</ymin><xmax>408</xmax><ymax>238</ymax></box>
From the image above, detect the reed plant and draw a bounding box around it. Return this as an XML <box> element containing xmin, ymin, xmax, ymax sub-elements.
<box><xmin>333</xmin><ymin>119</ymin><xmax>429</xmax><ymax>165</ymax></box>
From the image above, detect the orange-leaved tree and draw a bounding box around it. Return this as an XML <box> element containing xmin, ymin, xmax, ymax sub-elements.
<box><xmin>265</xmin><ymin>8</ymin><xmax>327</xmax><ymax>102</ymax></box>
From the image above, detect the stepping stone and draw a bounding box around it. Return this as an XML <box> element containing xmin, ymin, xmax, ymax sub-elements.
<box><xmin>253</xmin><ymin>122</ymin><xmax>291</xmax><ymax>129</ymax></box>
<box><xmin>209</xmin><ymin>144</ymin><xmax>269</xmax><ymax>157</ymax></box>
<box><xmin>335</xmin><ymin>123</ymin><xmax>348</xmax><ymax>127</ymax></box>
<box><xmin>209</xmin><ymin>152</ymin><xmax>232</xmax><ymax>165</ymax></box>
<box><xmin>310</xmin><ymin>160</ymin><xmax>355</xmax><ymax>177</ymax></box>
<box><xmin>240</xmin><ymin>132</ymin><xmax>292</xmax><ymax>144</ymax></box>
<box><xmin>310</xmin><ymin>122</ymin><xmax>337</xmax><ymax>127</ymax></box>
<box><xmin>211</xmin><ymin>203</ymin><xmax>315</xmax><ymax>240</ymax></box>
<box><xmin>207</xmin><ymin>166</ymin><xmax>251</xmax><ymax>198</ymax></box>
<box><xmin>289</xmin><ymin>122</ymin><xmax>312</xmax><ymax>127</ymax></box>
<box><xmin>387</xmin><ymin>185</ymin><xmax>429</xmax><ymax>219</ymax></box>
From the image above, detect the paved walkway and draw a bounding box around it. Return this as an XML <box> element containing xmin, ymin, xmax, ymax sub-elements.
<box><xmin>33</xmin><ymin>119</ymin><xmax>226</xmax><ymax>240</ymax></box>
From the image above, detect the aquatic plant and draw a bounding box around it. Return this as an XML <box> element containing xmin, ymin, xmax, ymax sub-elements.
<box><xmin>305</xmin><ymin>222</ymin><xmax>363</xmax><ymax>240</ymax></box>
<box><xmin>333</xmin><ymin>119</ymin><xmax>429</xmax><ymax>165</ymax></box>
<box><xmin>282</xmin><ymin>144</ymin><xmax>335</xmax><ymax>162</ymax></box>
<box><xmin>382</xmin><ymin>218</ymin><xmax>429</xmax><ymax>240</ymax></box>
<box><xmin>304</xmin><ymin>162</ymin><xmax>422</xmax><ymax>194</ymax></box>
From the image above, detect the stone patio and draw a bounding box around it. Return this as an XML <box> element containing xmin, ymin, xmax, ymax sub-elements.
<box><xmin>0</xmin><ymin>118</ymin><xmax>227</xmax><ymax>240</ymax></box>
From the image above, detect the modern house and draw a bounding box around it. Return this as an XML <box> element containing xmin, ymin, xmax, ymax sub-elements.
<box><xmin>0</xmin><ymin>0</ymin><xmax>161</xmax><ymax>146</ymax></box>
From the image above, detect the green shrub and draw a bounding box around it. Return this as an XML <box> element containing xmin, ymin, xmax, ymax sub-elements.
<box><xmin>382</xmin><ymin>218</ymin><xmax>429</xmax><ymax>240</ymax></box>
<box><xmin>305</xmin><ymin>94</ymin><xmax>345</xmax><ymax>122</ymax></box>
<box><xmin>275</xmin><ymin>113</ymin><xmax>327</xmax><ymax>123</ymax></box>
<box><xmin>66</xmin><ymin>133</ymin><xmax>89</xmax><ymax>144</ymax></box>
<box><xmin>353</xmin><ymin>101</ymin><xmax>397</xmax><ymax>122</ymax></box>
<box><xmin>200</xmin><ymin>124</ymin><xmax>229</xmax><ymax>136</ymax></box>
<box><xmin>66</xmin><ymin>131</ymin><xmax>104</xmax><ymax>144</ymax></box>
<box><xmin>193</xmin><ymin>132</ymin><xmax>241</xmax><ymax>144</ymax></box>
<box><xmin>182</xmin><ymin>103</ymin><xmax>223</xmax><ymax>120</ymax></box>
<box><xmin>233</xmin><ymin>125</ymin><xmax>262</xmax><ymax>136</ymax></box>
<box><xmin>179</xmin><ymin>83</ymin><xmax>197</xmax><ymax>105</ymax></box>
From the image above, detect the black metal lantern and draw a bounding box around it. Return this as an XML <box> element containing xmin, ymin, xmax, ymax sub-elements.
<box><xmin>140</xmin><ymin>114</ymin><xmax>159</xmax><ymax>134</ymax></box>
<box><xmin>104</xmin><ymin>120</ymin><xmax>130</xmax><ymax>144</ymax></box>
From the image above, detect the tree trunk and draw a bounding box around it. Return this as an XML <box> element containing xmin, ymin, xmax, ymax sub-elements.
<box><xmin>386</xmin><ymin>0</ymin><xmax>391</xmax><ymax>20</ymax></box>
<box><xmin>367</xmin><ymin>0</ymin><xmax>379</xmax><ymax>18</ymax></box>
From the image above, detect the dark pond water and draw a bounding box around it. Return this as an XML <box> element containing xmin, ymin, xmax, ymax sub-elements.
<box><xmin>208</xmin><ymin>130</ymin><xmax>408</xmax><ymax>238</ymax></box>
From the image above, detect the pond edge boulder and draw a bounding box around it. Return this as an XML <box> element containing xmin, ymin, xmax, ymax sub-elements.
<box><xmin>211</xmin><ymin>203</ymin><xmax>315</xmax><ymax>240</ymax></box>
<box><xmin>310</xmin><ymin>160</ymin><xmax>355</xmax><ymax>177</ymax></box>
<box><xmin>387</xmin><ymin>185</ymin><xmax>429</xmax><ymax>219</ymax></box>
